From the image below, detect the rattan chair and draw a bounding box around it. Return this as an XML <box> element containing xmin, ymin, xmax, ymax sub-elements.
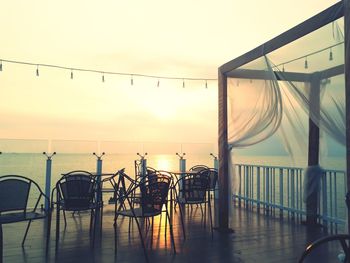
<box><xmin>298</xmin><ymin>234</ymin><xmax>350</xmax><ymax>263</ymax></box>
<box><xmin>0</xmin><ymin>175</ymin><xmax>51</xmax><ymax>262</ymax></box>
<box><xmin>115</xmin><ymin>170</ymin><xmax>176</xmax><ymax>262</ymax></box>
<box><xmin>189</xmin><ymin>165</ymin><xmax>209</xmax><ymax>172</ymax></box>
<box><xmin>52</xmin><ymin>170</ymin><xmax>101</xmax><ymax>247</ymax></box>
<box><xmin>173</xmin><ymin>169</ymin><xmax>213</xmax><ymax>239</ymax></box>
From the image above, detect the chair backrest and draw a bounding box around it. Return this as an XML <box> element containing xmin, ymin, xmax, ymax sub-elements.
<box><xmin>207</xmin><ymin>168</ymin><xmax>218</xmax><ymax>190</ymax></box>
<box><xmin>0</xmin><ymin>175</ymin><xmax>45</xmax><ymax>214</ymax></box>
<box><xmin>176</xmin><ymin>170</ymin><xmax>210</xmax><ymax>203</ymax></box>
<box><xmin>189</xmin><ymin>165</ymin><xmax>209</xmax><ymax>172</ymax></box>
<box><xmin>57</xmin><ymin>171</ymin><xmax>96</xmax><ymax>210</ymax></box>
<box><xmin>135</xmin><ymin>172</ymin><xmax>171</xmax><ymax>214</ymax></box>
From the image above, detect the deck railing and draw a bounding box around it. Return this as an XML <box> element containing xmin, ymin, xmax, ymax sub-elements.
<box><xmin>234</xmin><ymin>164</ymin><xmax>347</xmax><ymax>230</ymax></box>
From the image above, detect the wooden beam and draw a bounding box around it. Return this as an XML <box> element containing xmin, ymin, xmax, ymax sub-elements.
<box><xmin>218</xmin><ymin>69</ymin><xmax>229</xmax><ymax>230</ymax></box>
<box><xmin>219</xmin><ymin>2</ymin><xmax>343</xmax><ymax>74</ymax></box>
<box><xmin>226</xmin><ymin>69</ymin><xmax>311</xmax><ymax>82</ymax></box>
<box><xmin>319</xmin><ymin>64</ymin><xmax>344</xmax><ymax>79</ymax></box>
<box><xmin>344</xmin><ymin>0</ymin><xmax>350</xmax><ymax>236</ymax></box>
<box><xmin>306</xmin><ymin>74</ymin><xmax>321</xmax><ymax>225</ymax></box>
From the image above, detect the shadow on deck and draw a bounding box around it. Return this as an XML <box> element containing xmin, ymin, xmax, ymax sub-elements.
<box><xmin>1</xmin><ymin>202</ymin><xmax>342</xmax><ymax>263</ymax></box>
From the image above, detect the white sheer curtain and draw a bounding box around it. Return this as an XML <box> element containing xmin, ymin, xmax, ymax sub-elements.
<box><xmin>227</xmin><ymin>56</ymin><xmax>283</xmax><ymax>194</ymax></box>
<box><xmin>226</xmin><ymin>19</ymin><xmax>345</xmax><ymax>204</ymax></box>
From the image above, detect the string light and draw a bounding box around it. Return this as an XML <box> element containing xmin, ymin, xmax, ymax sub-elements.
<box><xmin>274</xmin><ymin>42</ymin><xmax>342</xmax><ymax>70</ymax></box>
<box><xmin>304</xmin><ymin>57</ymin><xmax>308</xmax><ymax>69</ymax></box>
<box><xmin>0</xmin><ymin>58</ymin><xmax>217</xmax><ymax>88</ymax></box>
<box><xmin>329</xmin><ymin>48</ymin><xmax>333</xmax><ymax>61</ymax></box>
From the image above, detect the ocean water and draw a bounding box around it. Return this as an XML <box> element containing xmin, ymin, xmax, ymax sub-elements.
<box><xmin>0</xmin><ymin>152</ymin><xmax>345</xmax><ymax>190</ymax></box>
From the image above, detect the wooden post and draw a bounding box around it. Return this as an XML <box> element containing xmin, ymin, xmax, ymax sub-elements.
<box><xmin>218</xmin><ymin>69</ymin><xmax>229</xmax><ymax>230</ymax></box>
<box><xmin>344</xmin><ymin>0</ymin><xmax>350</xmax><ymax>236</ymax></box>
<box><xmin>306</xmin><ymin>74</ymin><xmax>320</xmax><ymax>225</ymax></box>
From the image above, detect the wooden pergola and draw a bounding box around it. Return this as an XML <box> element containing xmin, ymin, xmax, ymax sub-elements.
<box><xmin>217</xmin><ymin>1</ymin><xmax>350</xmax><ymax>232</ymax></box>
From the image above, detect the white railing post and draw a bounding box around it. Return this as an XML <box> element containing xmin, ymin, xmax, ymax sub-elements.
<box><xmin>93</xmin><ymin>152</ymin><xmax>105</xmax><ymax>202</ymax></box>
<box><xmin>210</xmin><ymin>153</ymin><xmax>219</xmax><ymax>200</ymax></box>
<box><xmin>137</xmin><ymin>152</ymin><xmax>148</xmax><ymax>178</ymax></box>
<box><xmin>43</xmin><ymin>151</ymin><xmax>56</xmax><ymax>212</ymax></box>
<box><xmin>322</xmin><ymin>172</ymin><xmax>328</xmax><ymax>226</ymax></box>
<box><xmin>257</xmin><ymin>167</ymin><xmax>260</xmax><ymax>210</ymax></box>
<box><xmin>279</xmin><ymin>168</ymin><xmax>284</xmax><ymax>217</ymax></box>
<box><xmin>176</xmin><ymin>152</ymin><xmax>186</xmax><ymax>197</ymax></box>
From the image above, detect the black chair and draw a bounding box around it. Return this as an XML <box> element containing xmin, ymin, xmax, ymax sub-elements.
<box><xmin>189</xmin><ymin>165</ymin><xmax>209</xmax><ymax>172</ymax></box>
<box><xmin>115</xmin><ymin>170</ymin><xmax>176</xmax><ymax>262</ymax></box>
<box><xmin>0</xmin><ymin>175</ymin><xmax>51</xmax><ymax>263</ymax></box>
<box><xmin>207</xmin><ymin>168</ymin><xmax>218</xmax><ymax>202</ymax></box>
<box><xmin>52</xmin><ymin>170</ymin><xmax>101</xmax><ymax>247</ymax></box>
<box><xmin>173</xmin><ymin>169</ymin><xmax>213</xmax><ymax>239</ymax></box>
<box><xmin>298</xmin><ymin>234</ymin><xmax>350</xmax><ymax>263</ymax></box>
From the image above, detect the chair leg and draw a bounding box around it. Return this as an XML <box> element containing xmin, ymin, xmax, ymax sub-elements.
<box><xmin>114</xmin><ymin>218</ymin><xmax>118</xmax><ymax>258</ymax></box>
<box><xmin>134</xmin><ymin>217</ymin><xmax>149</xmax><ymax>263</ymax></box>
<box><xmin>63</xmin><ymin>210</ymin><xmax>67</xmax><ymax>228</ymax></box>
<box><xmin>151</xmin><ymin>217</ymin><xmax>154</xmax><ymax>248</ymax></box>
<box><xmin>0</xmin><ymin>224</ymin><xmax>3</xmax><ymax>263</ymax></box>
<box><xmin>56</xmin><ymin>206</ymin><xmax>60</xmax><ymax>250</ymax></box>
<box><xmin>92</xmin><ymin>209</ymin><xmax>98</xmax><ymax>247</ymax></box>
<box><xmin>166</xmin><ymin>210</ymin><xmax>176</xmax><ymax>254</ymax></box>
<box><xmin>208</xmin><ymin>199</ymin><xmax>213</xmax><ymax>240</ymax></box>
<box><xmin>46</xmin><ymin>211</ymin><xmax>52</xmax><ymax>255</ymax></box>
<box><xmin>178</xmin><ymin>204</ymin><xmax>186</xmax><ymax>240</ymax></box>
<box><xmin>89</xmin><ymin>209</ymin><xmax>94</xmax><ymax>236</ymax></box>
<box><xmin>21</xmin><ymin>220</ymin><xmax>32</xmax><ymax>246</ymax></box>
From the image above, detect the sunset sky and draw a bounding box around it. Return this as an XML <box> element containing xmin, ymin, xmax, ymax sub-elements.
<box><xmin>0</xmin><ymin>0</ymin><xmax>339</xmax><ymax>146</ymax></box>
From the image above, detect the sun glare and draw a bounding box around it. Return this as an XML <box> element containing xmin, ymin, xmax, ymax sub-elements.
<box><xmin>155</xmin><ymin>155</ymin><xmax>171</xmax><ymax>171</ymax></box>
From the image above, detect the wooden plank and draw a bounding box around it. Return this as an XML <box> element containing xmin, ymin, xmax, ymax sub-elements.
<box><xmin>219</xmin><ymin>2</ymin><xmax>343</xmax><ymax>74</ymax></box>
<box><xmin>1</xmin><ymin>203</ymin><xmax>343</xmax><ymax>263</ymax></box>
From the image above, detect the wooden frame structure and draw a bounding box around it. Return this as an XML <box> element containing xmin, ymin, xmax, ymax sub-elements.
<box><xmin>217</xmin><ymin>1</ymin><xmax>350</xmax><ymax>231</ymax></box>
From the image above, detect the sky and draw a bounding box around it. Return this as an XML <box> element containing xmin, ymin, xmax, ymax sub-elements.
<box><xmin>0</xmin><ymin>0</ymin><xmax>340</xmax><ymax>150</ymax></box>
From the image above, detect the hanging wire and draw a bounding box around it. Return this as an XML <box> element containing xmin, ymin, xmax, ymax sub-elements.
<box><xmin>205</xmin><ymin>80</ymin><xmax>208</xmax><ymax>89</ymax></box>
<box><xmin>0</xmin><ymin>58</ymin><xmax>217</xmax><ymax>83</ymax></box>
<box><xmin>157</xmin><ymin>79</ymin><xmax>160</xmax><ymax>87</ymax></box>
<box><xmin>102</xmin><ymin>73</ymin><xmax>105</xmax><ymax>82</ymax></box>
<box><xmin>182</xmin><ymin>79</ymin><xmax>185</xmax><ymax>88</ymax></box>
<box><xmin>70</xmin><ymin>69</ymin><xmax>74</xmax><ymax>79</ymax></box>
<box><xmin>36</xmin><ymin>65</ymin><xmax>39</xmax><ymax>77</ymax></box>
<box><xmin>131</xmin><ymin>74</ymin><xmax>134</xmax><ymax>85</ymax></box>
<box><xmin>273</xmin><ymin>41</ymin><xmax>342</xmax><ymax>70</ymax></box>
<box><xmin>329</xmin><ymin>48</ymin><xmax>333</xmax><ymax>61</ymax></box>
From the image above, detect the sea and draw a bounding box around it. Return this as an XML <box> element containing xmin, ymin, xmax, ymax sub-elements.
<box><xmin>0</xmin><ymin>151</ymin><xmax>347</xmax><ymax>225</ymax></box>
<box><xmin>0</xmin><ymin>152</ymin><xmax>345</xmax><ymax>190</ymax></box>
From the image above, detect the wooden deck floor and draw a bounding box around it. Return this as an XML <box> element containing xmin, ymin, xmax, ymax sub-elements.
<box><xmin>1</xmin><ymin>203</ymin><xmax>342</xmax><ymax>263</ymax></box>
